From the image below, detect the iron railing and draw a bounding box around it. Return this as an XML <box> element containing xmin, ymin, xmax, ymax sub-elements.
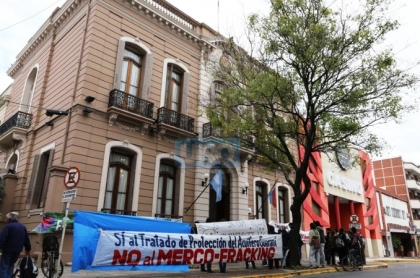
<box><xmin>157</xmin><ymin>107</ymin><xmax>194</xmax><ymax>133</ymax></box>
<box><xmin>154</xmin><ymin>213</ymin><xmax>183</xmax><ymax>222</ymax></box>
<box><xmin>0</xmin><ymin>111</ymin><xmax>32</xmax><ymax>137</ymax></box>
<box><xmin>108</xmin><ymin>89</ymin><xmax>154</xmax><ymax>119</ymax></box>
<box><xmin>202</xmin><ymin>122</ymin><xmax>223</xmax><ymax>138</ymax></box>
<box><xmin>101</xmin><ymin>208</ymin><xmax>137</xmax><ymax>216</ymax></box>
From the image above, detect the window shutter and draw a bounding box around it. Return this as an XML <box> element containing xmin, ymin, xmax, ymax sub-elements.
<box><xmin>181</xmin><ymin>72</ymin><xmax>189</xmax><ymax>114</ymax></box>
<box><xmin>141</xmin><ymin>53</ymin><xmax>153</xmax><ymax>100</ymax></box>
<box><xmin>39</xmin><ymin>149</ymin><xmax>54</xmax><ymax>208</ymax></box>
<box><xmin>164</xmin><ymin>64</ymin><xmax>173</xmax><ymax>108</ymax></box>
<box><xmin>113</xmin><ymin>39</ymin><xmax>126</xmax><ymax>89</ymax></box>
<box><xmin>32</xmin><ymin>152</ymin><xmax>50</xmax><ymax>208</ymax></box>
<box><xmin>25</xmin><ymin>154</ymin><xmax>41</xmax><ymax>207</ymax></box>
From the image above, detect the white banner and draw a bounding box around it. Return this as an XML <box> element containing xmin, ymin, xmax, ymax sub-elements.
<box><xmin>196</xmin><ymin>219</ymin><xmax>268</xmax><ymax>235</ymax></box>
<box><xmin>92</xmin><ymin>230</ymin><xmax>282</xmax><ymax>266</ymax></box>
<box><xmin>271</xmin><ymin>222</ymin><xmax>310</xmax><ymax>244</ymax></box>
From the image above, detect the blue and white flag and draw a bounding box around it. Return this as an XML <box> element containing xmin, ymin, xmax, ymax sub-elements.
<box><xmin>210</xmin><ymin>170</ymin><xmax>223</xmax><ymax>202</ymax></box>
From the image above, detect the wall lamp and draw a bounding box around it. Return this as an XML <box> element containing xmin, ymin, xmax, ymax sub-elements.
<box><xmin>85</xmin><ymin>96</ymin><xmax>95</xmax><ymax>102</ymax></box>
<box><xmin>44</xmin><ymin>121</ymin><xmax>54</xmax><ymax>127</ymax></box>
<box><xmin>202</xmin><ymin>173</ymin><xmax>209</xmax><ymax>186</ymax></box>
<box><xmin>243</xmin><ymin>182</ymin><xmax>249</xmax><ymax>195</ymax></box>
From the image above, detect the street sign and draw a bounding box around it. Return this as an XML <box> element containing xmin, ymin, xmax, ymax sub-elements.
<box><xmin>350</xmin><ymin>214</ymin><xmax>359</xmax><ymax>223</ymax></box>
<box><xmin>349</xmin><ymin>223</ymin><xmax>361</xmax><ymax>229</ymax></box>
<box><xmin>64</xmin><ymin>167</ymin><xmax>80</xmax><ymax>189</ymax></box>
<box><xmin>62</xmin><ymin>189</ymin><xmax>77</xmax><ymax>202</ymax></box>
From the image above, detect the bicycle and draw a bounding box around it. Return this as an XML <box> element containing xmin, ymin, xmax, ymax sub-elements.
<box><xmin>40</xmin><ymin>236</ymin><xmax>64</xmax><ymax>278</ymax></box>
<box><xmin>341</xmin><ymin>248</ymin><xmax>363</xmax><ymax>271</ymax></box>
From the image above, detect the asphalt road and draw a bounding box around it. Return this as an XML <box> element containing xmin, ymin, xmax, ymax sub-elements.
<box><xmin>307</xmin><ymin>263</ymin><xmax>420</xmax><ymax>278</ymax></box>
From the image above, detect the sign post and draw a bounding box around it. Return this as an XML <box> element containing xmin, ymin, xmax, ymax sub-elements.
<box><xmin>55</xmin><ymin>167</ymin><xmax>80</xmax><ymax>278</ymax></box>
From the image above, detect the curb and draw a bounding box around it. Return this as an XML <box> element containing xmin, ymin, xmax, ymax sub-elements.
<box><xmin>372</xmin><ymin>259</ymin><xmax>420</xmax><ymax>263</ymax></box>
<box><xmin>229</xmin><ymin>264</ymin><xmax>388</xmax><ymax>278</ymax></box>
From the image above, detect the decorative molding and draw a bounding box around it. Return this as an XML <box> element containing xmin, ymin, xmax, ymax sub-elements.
<box><xmin>108</xmin><ymin>113</ymin><xmax>118</xmax><ymax>127</ymax></box>
<box><xmin>157</xmin><ymin>129</ymin><xmax>166</xmax><ymax>140</ymax></box>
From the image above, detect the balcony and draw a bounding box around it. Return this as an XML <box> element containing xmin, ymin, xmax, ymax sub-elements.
<box><xmin>107</xmin><ymin>89</ymin><xmax>155</xmax><ymax>134</ymax></box>
<box><xmin>203</xmin><ymin>122</ymin><xmax>223</xmax><ymax>138</ymax></box>
<box><xmin>101</xmin><ymin>208</ymin><xmax>137</xmax><ymax>216</ymax></box>
<box><xmin>156</xmin><ymin>107</ymin><xmax>195</xmax><ymax>138</ymax></box>
<box><xmin>407</xmin><ymin>179</ymin><xmax>420</xmax><ymax>191</ymax></box>
<box><xmin>154</xmin><ymin>213</ymin><xmax>183</xmax><ymax>222</ymax></box>
<box><xmin>0</xmin><ymin>111</ymin><xmax>32</xmax><ymax>147</ymax></box>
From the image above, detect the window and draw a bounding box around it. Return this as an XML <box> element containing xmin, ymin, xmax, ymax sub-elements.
<box><xmin>21</xmin><ymin>65</ymin><xmax>38</xmax><ymax>113</ymax></box>
<box><xmin>312</xmin><ymin>200</ymin><xmax>321</xmax><ymax>216</ymax></box>
<box><xmin>120</xmin><ymin>47</ymin><xmax>143</xmax><ymax>97</ymax></box>
<box><xmin>255</xmin><ymin>182</ymin><xmax>267</xmax><ymax>220</ymax></box>
<box><xmin>166</xmin><ymin>65</ymin><xmax>183</xmax><ymax>113</ymax></box>
<box><xmin>103</xmin><ymin>150</ymin><xmax>133</xmax><ymax>215</ymax></box>
<box><xmin>365</xmin><ymin>197</ymin><xmax>371</xmax><ymax>211</ymax></box>
<box><xmin>157</xmin><ymin>162</ymin><xmax>176</xmax><ymax>216</ymax></box>
<box><xmin>26</xmin><ymin>149</ymin><xmax>53</xmax><ymax>209</ymax></box>
<box><xmin>160</xmin><ymin>59</ymin><xmax>190</xmax><ymax>115</ymax></box>
<box><xmin>114</xmin><ymin>37</ymin><xmax>152</xmax><ymax>101</ymax></box>
<box><xmin>312</xmin><ymin>181</ymin><xmax>319</xmax><ymax>193</ymax></box>
<box><xmin>278</xmin><ymin>189</ymin><xmax>286</xmax><ymax>223</ymax></box>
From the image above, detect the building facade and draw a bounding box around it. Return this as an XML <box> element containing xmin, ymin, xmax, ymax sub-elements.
<box><xmin>0</xmin><ymin>0</ymin><xmax>292</xmax><ymax>263</ymax></box>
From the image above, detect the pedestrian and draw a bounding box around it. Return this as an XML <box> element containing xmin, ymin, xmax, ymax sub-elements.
<box><xmin>360</xmin><ymin>234</ymin><xmax>366</xmax><ymax>264</ymax></box>
<box><xmin>245</xmin><ymin>260</ymin><xmax>256</xmax><ymax>269</ymax></box>
<box><xmin>309</xmin><ymin>222</ymin><xmax>321</xmax><ymax>269</ymax></box>
<box><xmin>336</xmin><ymin>228</ymin><xmax>349</xmax><ymax>265</ymax></box>
<box><xmin>314</xmin><ymin>221</ymin><xmax>325</xmax><ymax>267</ymax></box>
<box><xmin>200</xmin><ymin>218</ymin><xmax>213</xmax><ymax>273</ymax></box>
<box><xmin>400</xmin><ymin>244</ymin><xmax>404</xmax><ymax>258</ymax></box>
<box><xmin>0</xmin><ymin>212</ymin><xmax>31</xmax><ymax>278</ymax></box>
<box><xmin>326</xmin><ymin>230</ymin><xmax>337</xmax><ymax>266</ymax></box>
<box><xmin>278</xmin><ymin>224</ymin><xmax>290</xmax><ymax>268</ymax></box>
<box><xmin>218</xmin><ymin>218</ymin><xmax>227</xmax><ymax>273</ymax></box>
<box><xmin>267</xmin><ymin>225</ymin><xmax>280</xmax><ymax>269</ymax></box>
<box><xmin>348</xmin><ymin>227</ymin><xmax>362</xmax><ymax>266</ymax></box>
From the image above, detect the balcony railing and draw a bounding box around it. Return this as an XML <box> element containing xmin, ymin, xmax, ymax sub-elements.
<box><xmin>0</xmin><ymin>111</ymin><xmax>32</xmax><ymax>137</ymax></box>
<box><xmin>202</xmin><ymin>122</ymin><xmax>223</xmax><ymax>138</ymax></box>
<box><xmin>157</xmin><ymin>107</ymin><xmax>194</xmax><ymax>133</ymax></box>
<box><xmin>101</xmin><ymin>208</ymin><xmax>137</xmax><ymax>216</ymax></box>
<box><xmin>108</xmin><ymin>89</ymin><xmax>154</xmax><ymax>119</ymax></box>
<box><xmin>154</xmin><ymin>213</ymin><xmax>183</xmax><ymax>222</ymax></box>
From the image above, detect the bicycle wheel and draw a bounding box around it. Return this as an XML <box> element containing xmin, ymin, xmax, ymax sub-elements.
<box><xmin>41</xmin><ymin>258</ymin><xmax>64</xmax><ymax>278</ymax></box>
<box><xmin>341</xmin><ymin>255</ymin><xmax>356</xmax><ymax>271</ymax></box>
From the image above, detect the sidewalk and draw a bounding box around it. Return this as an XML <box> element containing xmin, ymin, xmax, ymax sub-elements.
<box><xmin>60</xmin><ymin>257</ymin><xmax>420</xmax><ymax>278</ymax></box>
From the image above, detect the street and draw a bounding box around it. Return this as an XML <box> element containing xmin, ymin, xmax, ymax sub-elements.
<box><xmin>307</xmin><ymin>263</ymin><xmax>420</xmax><ymax>278</ymax></box>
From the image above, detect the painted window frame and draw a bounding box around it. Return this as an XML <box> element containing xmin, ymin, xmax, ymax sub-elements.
<box><xmin>114</xmin><ymin>37</ymin><xmax>153</xmax><ymax>101</ymax></box>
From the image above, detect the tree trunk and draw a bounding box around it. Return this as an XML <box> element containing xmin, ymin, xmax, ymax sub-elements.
<box><xmin>288</xmin><ymin>195</ymin><xmax>304</xmax><ymax>268</ymax></box>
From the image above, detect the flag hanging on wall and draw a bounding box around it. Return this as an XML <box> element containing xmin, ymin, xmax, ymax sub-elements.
<box><xmin>210</xmin><ymin>170</ymin><xmax>223</xmax><ymax>202</ymax></box>
<box><xmin>268</xmin><ymin>187</ymin><xmax>277</xmax><ymax>208</ymax></box>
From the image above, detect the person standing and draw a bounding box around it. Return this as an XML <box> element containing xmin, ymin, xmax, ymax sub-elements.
<box><xmin>200</xmin><ymin>218</ymin><xmax>213</xmax><ymax>273</ymax></box>
<box><xmin>218</xmin><ymin>218</ymin><xmax>227</xmax><ymax>273</ymax></box>
<box><xmin>278</xmin><ymin>225</ymin><xmax>290</xmax><ymax>268</ymax></box>
<box><xmin>0</xmin><ymin>212</ymin><xmax>31</xmax><ymax>278</ymax></box>
<box><xmin>309</xmin><ymin>222</ymin><xmax>321</xmax><ymax>269</ymax></box>
<box><xmin>314</xmin><ymin>221</ymin><xmax>325</xmax><ymax>267</ymax></box>
<box><xmin>267</xmin><ymin>225</ymin><xmax>280</xmax><ymax>269</ymax></box>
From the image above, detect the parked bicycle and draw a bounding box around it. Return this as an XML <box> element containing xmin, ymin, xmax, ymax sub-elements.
<box><xmin>341</xmin><ymin>248</ymin><xmax>363</xmax><ymax>271</ymax></box>
<box><xmin>41</xmin><ymin>236</ymin><xmax>63</xmax><ymax>278</ymax></box>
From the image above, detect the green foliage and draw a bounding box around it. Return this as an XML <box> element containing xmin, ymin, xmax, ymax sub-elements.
<box><xmin>392</xmin><ymin>236</ymin><xmax>401</xmax><ymax>252</ymax></box>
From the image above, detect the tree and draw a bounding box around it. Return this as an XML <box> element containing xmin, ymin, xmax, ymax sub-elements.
<box><xmin>205</xmin><ymin>0</ymin><xmax>418</xmax><ymax>267</ymax></box>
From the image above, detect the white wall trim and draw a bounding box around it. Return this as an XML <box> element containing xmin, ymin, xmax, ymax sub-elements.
<box><xmin>151</xmin><ymin>153</ymin><xmax>185</xmax><ymax>217</ymax></box>
<box><xmin>19</xmin><ymin>63</ymin><xmax>39</xmax><ymax>113</ymax></box>
<box><xmin>276</xmin><ymin>183</ymin><xmax>292</xmax><ymax>223</ymax></box>
<box><xmin>97</xmin><ymin>141</ymin><xmax>143</xmax><ymax>212</ymax></box>
<box><xmin>121</xmin><ymin>37</ymin><xmax>152</xmax><ymax>54</ymax></box>
<box><xmin>5</xmin><ymin>150</ymin><xmax>20</xmax><ymax>171</ymax></box>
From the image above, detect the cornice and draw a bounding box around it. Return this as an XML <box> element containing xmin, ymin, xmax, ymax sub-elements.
<box><xmin>8</xmin><ymin>0</ymin><xmax>216</xmax><ymax>78</ymax></box>
<box><xmin>7</xmin><ymin>0</ymin><xmax>88</xmax><ymax>78</ymax></box>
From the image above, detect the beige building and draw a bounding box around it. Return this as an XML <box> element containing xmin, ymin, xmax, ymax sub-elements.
<box><xmin>0</xmin><ymin>0</ymin><xmax>292</xmax><ymax>263</ymax></box>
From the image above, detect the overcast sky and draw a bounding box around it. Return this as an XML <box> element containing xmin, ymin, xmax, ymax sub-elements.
<box><xmin>0</xmin><ymin>0</ymin><xmax>419</xmax><ymax>163</ymax></box>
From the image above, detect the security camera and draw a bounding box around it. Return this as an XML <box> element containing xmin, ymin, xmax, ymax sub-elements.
<box><xmin>46</xmin><ymin>110</ymin><xmax>69</xmax><ymax>116</ymax></box>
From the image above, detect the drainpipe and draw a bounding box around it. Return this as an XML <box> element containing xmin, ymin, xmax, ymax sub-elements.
<box><xmin>61</xmin><ymin>0</ymin><xmax>92</xmax><ymax>165</ymax></box>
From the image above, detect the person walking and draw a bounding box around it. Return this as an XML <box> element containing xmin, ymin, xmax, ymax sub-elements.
<box><xmin>314</xmin><ymin>221</ymin><xmax>326</xmax><ymax>267</ymax></box>
<box><xmin>0</xmin><ymin>212</ymin><xmax>31</xmax><ymax>278</ymax></box>
<box><xmin>309</xmin><ymin>222</ymin><xmax>321</xmax><ymax>269</ymax></box>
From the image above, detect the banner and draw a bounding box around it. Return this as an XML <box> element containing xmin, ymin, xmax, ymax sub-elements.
<box><xmin>196</xmin><ymin>219</ymin><xmax>268</xmax><ymax>235</ymax></box>
<box><xmin>32</xmin><ymin>212</ymin><xmax>74</xmax><ymax>233</ymax></box>
<box><xmin>271</xmin><ymin>222</ymin><xmax>310</xmax><ymax>243</ymax></box>
<box><xmin>72</xmin><ymin>211</ymin><xmax>191</xmax><ymax>273</ymax></box>
<box><xmin>92</xmin><ymin>230</ymin><xmax>282</xmax><ymax>267</ymax></box>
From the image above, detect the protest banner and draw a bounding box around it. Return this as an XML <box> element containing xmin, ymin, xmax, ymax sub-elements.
<box><xmin>72</xmin><ymin>211</ymin><xmax>191</xmax><ymax>273</ymax></box>
<box><xmin>196</xmin><ymin>219</ymin><xmax>268</xmax><ymax>235</ymax></box>
<box><xmin>271</xmin><ymin>222</ymin><xmax>310</xmax><ymax>244</ymax></box>
<box><xmin>91</xmin><ymin>230</ymin><xmax>282</xmax><ymax>267</ymax></box>
<box><xmin>32</xmin><ymin>212</ymin><xmax>74</xmax><ymax>233</ymax></box>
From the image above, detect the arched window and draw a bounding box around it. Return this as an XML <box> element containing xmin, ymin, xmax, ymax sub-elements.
<box><xmin>157</xmin><ymin>161</ymin><xmax>177</xmax><ymax>216</ymax></box>
<box><xmin>114</xmin><ymin>38</ymin><xmax>153</xmax><ymax>101</ymax></box>
<box><xmin>21</xmin><ymin>66</ymin><xmax>38</xmax><ymax>113</ymax></box>
<box><xmin>103</xmin><ymin>149</ymin><xmax>134</xmax><ymax>215</ymax></box>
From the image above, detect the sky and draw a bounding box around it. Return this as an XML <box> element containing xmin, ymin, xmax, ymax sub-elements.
<box><xmin>0</xmin><ymin>0</ymin><xmax>420</xmax><ymax>163</ymax></box>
